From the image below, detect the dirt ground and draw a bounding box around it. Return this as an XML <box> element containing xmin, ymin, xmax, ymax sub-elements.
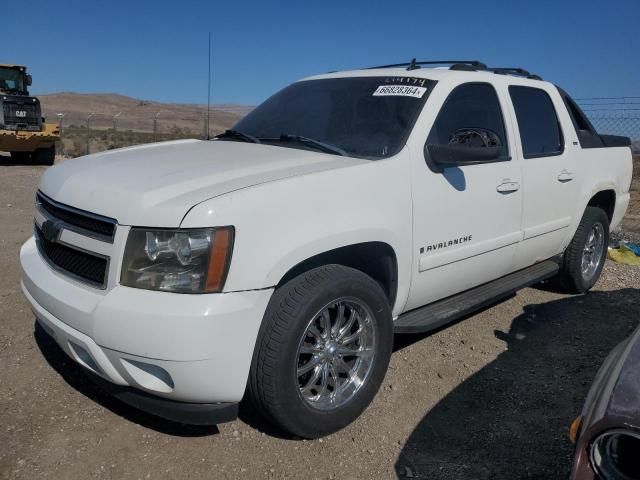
<box><xmin>1</xmin><ymin>156</ymin><xmax>639</xmax><ymax>480</ymax></box>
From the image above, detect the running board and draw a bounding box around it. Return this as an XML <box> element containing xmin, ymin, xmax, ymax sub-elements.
<box><xmin>394</xmin><ymin>260</ymin><xmax>559</xmax><ymax>334</ymax></box>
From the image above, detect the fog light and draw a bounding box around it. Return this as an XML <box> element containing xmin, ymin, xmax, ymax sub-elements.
<box><xmin>121</xmin><ymin>358</ymin><xmax>174</xmax><ymax>393</ymax></box>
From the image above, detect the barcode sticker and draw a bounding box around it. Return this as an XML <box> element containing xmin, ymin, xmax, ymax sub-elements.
<box><xmin>373</xmin><ymin>85</ymin><xmax>427</xmax><ymax>98</ymax></box>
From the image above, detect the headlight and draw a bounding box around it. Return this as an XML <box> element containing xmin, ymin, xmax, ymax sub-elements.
<box><xmin>121</xmin><ymin>227</ymin><xmax>234</xmax><ymax>293</ymax></box>
<box><xmin>590</xmin><ymin>429</ymin><xmax>640</xmax><ymax>479</ymax></box>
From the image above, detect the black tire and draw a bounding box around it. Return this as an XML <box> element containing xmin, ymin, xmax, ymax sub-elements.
<box><xmin>10</xmin><ymin>151</ymin><xmax>31</xmax><ymax>163</ymax></box>
<box><xmin>559</xmin><ymin>206</ymin><xmax>609</xmax><ymax>293</ymax></box>
<box><xmin>248</xmin><ymin>265</ymin><xmax>393</xmax><ymax>438</ymax></box>
<box><xmin>32</xmin><ymin>146</ymin><xmax>56</xmax><ymax>166</ymax></box>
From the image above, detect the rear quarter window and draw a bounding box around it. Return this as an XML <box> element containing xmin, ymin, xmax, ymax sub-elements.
<box><xmin>509</xmin><ymin>86</ymin><xmax>563</xmax><ymax>159</ymax></box>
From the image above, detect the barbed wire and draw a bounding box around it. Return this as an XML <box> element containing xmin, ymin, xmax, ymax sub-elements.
<box><xmin>576</xmin><ymin>97</ymin><xmax>640</xmax><ymax>142</ymax></box>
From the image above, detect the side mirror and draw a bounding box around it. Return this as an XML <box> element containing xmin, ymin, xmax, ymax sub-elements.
<box><xmin>25</xmin><ymin>74</ymin><xmax>32</xmax><ymax>86</ymax></box>
<box><xmin>426</xmin><ymin>143</ymin><xmax>502</xmax><ymax>165</ymax></box>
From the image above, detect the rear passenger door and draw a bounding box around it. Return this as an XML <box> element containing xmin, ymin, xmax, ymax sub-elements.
<box><xmin>507</xmin><ymin>85</ymin><xmax>581</xmax><ymax>269</ymax></box>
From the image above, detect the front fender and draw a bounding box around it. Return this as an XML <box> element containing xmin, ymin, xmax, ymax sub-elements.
<box><xmin>263</xmin><ymin>228</ymin><xmax>399</xmax><ymax>287</ymax></box>
<box><xmin>180</xmin><ymin>153</ymin><xmax>413</xmax><ymax>315</ymax></box>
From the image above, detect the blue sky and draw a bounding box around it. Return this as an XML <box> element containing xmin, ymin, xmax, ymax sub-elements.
<box><xmin>8</xmin><ymin>0</ymin><xmax>640</xmax><ymax>106</ymax></box>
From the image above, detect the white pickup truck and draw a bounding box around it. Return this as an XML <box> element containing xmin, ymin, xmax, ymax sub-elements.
<box><xmin>20</xmin><ymin>60</ymin><xmax>633</xmax><ymax>438</ymax></box>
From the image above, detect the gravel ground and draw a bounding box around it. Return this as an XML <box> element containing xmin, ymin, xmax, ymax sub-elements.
<box><xmin>1</xmin><ymin>158</ymin><xmax>639</xmax><ymax>480</ymax></box>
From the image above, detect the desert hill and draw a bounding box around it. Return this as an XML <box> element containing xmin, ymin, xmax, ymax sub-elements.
<box><xmin>38</xmin><ymin>92</ymin><xmax>252</xmax><ymax>135</ymax></box>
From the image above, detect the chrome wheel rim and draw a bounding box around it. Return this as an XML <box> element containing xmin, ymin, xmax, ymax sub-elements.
<box><xmin>295</xmin><ymin>298</ymin><xmax>376</xmax><ymax>411</ymax></box>
<box><xmin>581</xmin><ymin>222</ymin><xmax>605</xmax><ymax>281</ymax></box>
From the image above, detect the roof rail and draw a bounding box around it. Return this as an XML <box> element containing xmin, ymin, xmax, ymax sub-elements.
<box><xmin>487</xmin><ymin>67</ymin><xmax>543</xmax><ymax>81</ymax></box>
<box><xmin>362</xmin><ymin>58</ymin><xmax>543</xmax><ymax>80</ymax></box>
<box><xmin>367</xmin><ymin>58</ymin><xmax>487</xmax><ymax>71</ymax></box>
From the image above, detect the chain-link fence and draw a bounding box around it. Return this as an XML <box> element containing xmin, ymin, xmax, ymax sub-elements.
<box><xmin>47</xmin><ymin>106</ymin><xmax>250</xmax><ymax>157</ymax></box>
<box><xmin>56</xmin><ymin>114</ymin><xmax>205</xmax><ymax>157</ymax></box>
<box><xmin>577</xmin><ymin>97</ymin><xmax>640</xmax><ymax>152</ymax></box>
<box><xmin>578</xmin><ymin>98</ymin><xmax>640</xmax><ymax>238</ymax></box>
<box><xmin>48</xmin><ymin>97</ymin><xmax>640</xmax><ymax>157</ymax></box>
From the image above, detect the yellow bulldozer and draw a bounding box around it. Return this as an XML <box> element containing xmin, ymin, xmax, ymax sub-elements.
<box><xmin>0</xmin><ymin>64</ymin><xmax>59</xmax><ymax>165</ymax></box>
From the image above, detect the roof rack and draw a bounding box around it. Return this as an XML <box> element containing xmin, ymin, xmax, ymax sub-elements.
<box><xmin>367</xmin><ymin>58</ymin><xmax>487</xmax><ymax>71</ymax></box>
<box><xmin>486</xmin><ymin>67</ymin><xmax>543</xmax><ymax>80</ymax></box>
<box><xmin>363</xmin><ymin>58</ymin><xmax>543</xmax><ymax>80</ymax></box>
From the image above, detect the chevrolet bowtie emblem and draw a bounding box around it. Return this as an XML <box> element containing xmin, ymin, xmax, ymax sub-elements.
<box><xmin>41</xmin><ymin>220</ymin><xmax>62</xmax><ymax>243</ymax></box>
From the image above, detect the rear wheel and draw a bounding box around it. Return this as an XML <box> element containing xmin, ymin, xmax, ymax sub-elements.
<box><xmin>248</xmin><ymin>265</ymin><xmax>393</xmax><ymax>438</ymax></box>
<box><xmin>559</xmin><ymin>206</ymin><xmax>609</xmax><ymax>293</ymax></box>
<box><xmin>32</xmin><ymin>146</ymin><xmax>55</xmax><ymax>166</ymax></box>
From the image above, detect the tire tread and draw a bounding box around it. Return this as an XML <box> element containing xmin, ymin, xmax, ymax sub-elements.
<box><xmin>248</xmin><ymin>264</ymin><xmax>391</xmax><ymax>437</ymax></box>
<box><xmin>560</xmin><ymin>206</ymin><xmax>609</xmax><ymax>293</ymax></box>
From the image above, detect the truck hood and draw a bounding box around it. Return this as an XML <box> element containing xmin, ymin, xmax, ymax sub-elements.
<box><xmin>40</xmin><ymin>139</ymin><xmax>367</xmax><ymax>227</ymax></box>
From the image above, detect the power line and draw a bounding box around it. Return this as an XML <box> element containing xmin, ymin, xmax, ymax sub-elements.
<box><xmin>575</xmin><ymin>96</ymin><xmax>640</xmax><ymax>101</ymax></box>
<box><xmin>578</xmin><ymin>102</ymin><xmax>640</xmax><ymax>106</ymax></box>
<box><xmin>581</xmin><ymin>108</ymin><xmax>640</xmax><ymax>112</ymax></box>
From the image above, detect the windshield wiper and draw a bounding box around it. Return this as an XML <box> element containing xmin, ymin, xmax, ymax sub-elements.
<box><xmin>215</xmin><ymin>129</ymin><xmax>261</xmax><ymax>144</ymax></box>
<box><xmin>276</xmin><ymin>134</ymin><xmax>347</xmax><ymax>156</ymax></box>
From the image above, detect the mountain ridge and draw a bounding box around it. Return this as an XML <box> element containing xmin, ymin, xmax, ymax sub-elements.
<box><xmin>37</xmin><ymin>92</ymin><xmax>252</xmax><ymax>134</ymax></box>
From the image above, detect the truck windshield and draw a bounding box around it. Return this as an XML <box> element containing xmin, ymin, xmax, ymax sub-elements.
<box><xmin>0</xmin><ymin>67</ymin><xmax>25</xmax><ymax>94</ymax></box>
<box><xmin>229</xmin><ymin>76</ymin><xmax>435</xmax><ymax>159</ymax></box>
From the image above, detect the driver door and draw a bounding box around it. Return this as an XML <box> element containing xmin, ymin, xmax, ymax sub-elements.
<box><xmin>405</xmin><ymin>82</ymin><xmax>523</xmax><ymax>311</ymax></box>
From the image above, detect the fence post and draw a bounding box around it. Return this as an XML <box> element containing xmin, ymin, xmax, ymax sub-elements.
<box><xmin>86</xmin><ymin>113</ymin><xmax>95</xmax><ymax>155</ymax></box>
<box><xmin>56</xmin><ymin>113</ymin><xmax>64</xmax><ymax>156</ymax></box>
<box><xmin>113</xmin><ymin>112</ymin><xmax>122</xmax><ymax>149</ymax></box>
<box><xmin>153</xmin><ymin>110</ymin><xmax>164</xmax><ymax>142</ymax></box>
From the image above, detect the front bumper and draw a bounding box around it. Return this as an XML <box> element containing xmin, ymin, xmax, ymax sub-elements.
<box><xmin>0</xmin><ymin>123</ymin><xmax>60</xmax><ymax>151</ymax></box>
<box><xmin>86</xmin><ymin>369</ymin><xmax>239</xmax><ymax>426</ymax></box>
<box><xmin>20</xmin><ymin>236</ymin><xmax>273</xmax><ymax>421</ymax></box>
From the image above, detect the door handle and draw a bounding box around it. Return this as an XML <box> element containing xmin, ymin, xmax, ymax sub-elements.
<box><xmin>496</xmin><ymin>180</ymin><xmax>520</xmax><ymax>194</ymax></box>
<box><xmin>558</xmin><ymin>170</ymin><xmax>574</xmax><ymax>182</ymax></box>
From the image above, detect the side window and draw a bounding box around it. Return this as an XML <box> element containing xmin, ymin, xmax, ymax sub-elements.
<box><xmin>427</xmin><ymin>83</ymin><xmax>509</xmax><ymax>159</ymax></box>
<box><xmin>565</xmin><ymin>96</ymin><xmax>592</xmax><ymax>131</ymax></box>
<box><xmin>509</xmin><ymin>86</ymin><xmax>563</xmax><ymax>158</ymax></box>
<box><xmin>559</xmin><ymin>89</ymin><xmax>604</xmax><ymax>149</ymax></box>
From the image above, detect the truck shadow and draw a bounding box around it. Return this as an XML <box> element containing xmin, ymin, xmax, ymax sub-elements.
<box><xmin>0</xmin><ymin>158</ymin><xmax>37</xmax><ymax>167</ymax></box>
<box><xmin>0</xmin><ymin>152</ymin><xmax>44</xmax><ymax>166</ymax></box>
<box><xmin>33</xmin><ymin>321</ymin><xmax>220</xmax><ymax>437</ymax></box>
<box><xmin>393</xmin><ymin>288</ymin><xmax>640</xmax><ymax>479</ymax></box>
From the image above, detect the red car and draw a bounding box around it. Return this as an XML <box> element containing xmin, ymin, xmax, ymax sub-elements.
<box><xmin>570</xmin><ymin>324</ymin><xmax>640</xmax><ymax>479</ymax></box>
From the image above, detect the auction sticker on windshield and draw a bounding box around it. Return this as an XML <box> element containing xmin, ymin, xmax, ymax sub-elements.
<box><xmin>373</xmin><ymin>85</ymin><xmax>427</xmax><ymax>98</ymax></box>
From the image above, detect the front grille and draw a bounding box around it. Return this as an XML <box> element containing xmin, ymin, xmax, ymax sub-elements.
<box><xmin>35</xmin><ymin>225</ymin><xmax>108</xmax><ymax>287</ymax></box>
<box><xmin>2</xmin><ymin>100</ymin><xmax>40</xmax><ymax>127</ymax></box>
<box><xmin>37</xmin><ymin>192</ymin><xmax>116</xmax><ymax>241</ymax></box>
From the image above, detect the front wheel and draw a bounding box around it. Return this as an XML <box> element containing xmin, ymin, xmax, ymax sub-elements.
<box><xmin>559</xmin><ymin>206</ymin><xmax>609</xmax><ymax>293</ymax></box>
<box><xmin>10</xmin><ymin>151</ymin><xmax>31</xmax><ymax>163</ymax></box>
<box><xmin>248</xmin><ymin>265</ymin><xmax>393</xmax><ymax>438</ymax></box>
